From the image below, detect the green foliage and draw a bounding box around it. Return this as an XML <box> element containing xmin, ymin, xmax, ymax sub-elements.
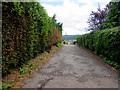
<box><xmin>87</xmin><ymin>2</ymin><xmax>120</xmax><ymax>30</ymax></box>
<box><xmin>19</xmin><ymin>68</ymin><xmax>31</xmax><ymax>75</ymax></box>
<box><xmin>2</xmin><ymin>80</ymin><xmax>15</xmax><ymax>86</ymax></box>
<box><xmin>29</xmin><ymin>63</ymin><xmax>33</xmax><ymax>68</ymax></box>
<box><xmin>56</xmin><ymin>43</ymin><xmax>63</xmax><ymax>48</ymax></box>
<box><xmin>17</xmin><ymin>75</ymin><xmax>23</xmax><ymax>78</ymax></box>
<box><xmin>102</xmin><ymin>2</ymin><xmax>120</xmax><ymax>29</ymax></box>
<box><xmin>103</xmin><ymin>57</ymin><xmax>120</xmax><ymax>69</ymax></box>
<box><xmin>62</xmin><ymin>40</ymin><xmax>68</xmax><ymax>45</ymax></box>
<box><xmin>9</xmin><ymin>80</ymin><xmax>14</xmax><ymax>83</ymax></box>
<box><xmin>2</xmin><ymin>84</ymin><xmax>12</xmax><ymax>90</ymax></box>
<box><xmin>77</xmin><ymin>26</ymin><xmax>120</xmax><ymax>70</ymax></box>
<box><xmin>72</xmin><ymin>41</ymin><xmax>77</xmax><ymax>45</ymax></box>
<box><xmin>2</xmin><ymin>2</ymin><xmax>62</xmax><ymax>76</ymax></box>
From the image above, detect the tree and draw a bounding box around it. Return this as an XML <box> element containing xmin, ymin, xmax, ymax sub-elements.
<box><xmin>102</xmin><ymin>2</ymin><xmax>120</xmax><ymax>29</ymax></box>
<box><xmin>87</xmin><ymin>4</ymin><xmax>109</xmax><ymax>30</ymax></box>
<box><xmin>52</xmin><ymin>14</ymin><xmax>63</xmax><ymax>33</ymax></box>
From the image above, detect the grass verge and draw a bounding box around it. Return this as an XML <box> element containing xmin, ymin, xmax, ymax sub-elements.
<box><xmin>2</xmin><ymin>44</ymin><xmax>63</xmax><ymax>89</ymax></box>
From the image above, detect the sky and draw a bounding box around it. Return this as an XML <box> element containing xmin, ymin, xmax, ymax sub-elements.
<box><xmin>39</xmin><ymin>0</ymin><xmax>111</xmax><ymax>35</ymax></box>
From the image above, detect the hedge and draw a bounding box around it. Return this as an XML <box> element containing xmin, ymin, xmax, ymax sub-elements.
<box><xmin>2</xmin><ymin>2</ymin><xmax>62</xmax><ymax>75</ymax></box>
<box><xmin>77</xmin><ymin>26</ymin><xmax>120</xmax><ymax>69</ymax></box>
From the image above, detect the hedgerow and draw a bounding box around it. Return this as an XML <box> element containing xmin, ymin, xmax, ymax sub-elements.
<box><xmin>77</xmin><ymin>26</ymin><xmax>120</xmax><ymax>70</ymax></box>
<box><xmin>2</xmin><ymin>2</ymin><xmax>62</xmax><ymax>75</ymax></box>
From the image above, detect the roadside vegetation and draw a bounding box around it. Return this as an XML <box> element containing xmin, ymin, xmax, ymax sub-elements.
<box><xmin>77</xmin><ymin>26</ymin><xmax>120</xmax><ymax>70</ymax></box>
<box><xmin>2</xmin><ymin>1</ymin><xmax>63</xmax><ymax>89</ymax></box>
<box><xmin>62</xmin><ymin>40</ymin><xmax>68</xmax><ymax>45</ymax></box>
<box><xmin>2</xmin><ymin>2</ymin><xmax>62</xmax><ymax>76</ymax></box>
<box><xmin>1</xmin><ymin>1</ymin><xmax>120</xmax><ymax>89</ymax></box>
<box><xmin>72</xmin><ymin>41</ymin><xmax>77</xmax><ymax>45</ymax></box>
<box><xmin>77</xmin><ymin>2</ymin><xmax>120</xmax><ymax>70</ymax></box>
<box><xmin>2</xmin><ymin>45</ymin><xmax>62</xmax><ymax>89</ymax></box>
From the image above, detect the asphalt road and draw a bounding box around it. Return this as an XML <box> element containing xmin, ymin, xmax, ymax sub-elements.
<box><xmin>23</xmin><ymin>45</ymin><xmax>118</xmax><ymax>88</ymax></box>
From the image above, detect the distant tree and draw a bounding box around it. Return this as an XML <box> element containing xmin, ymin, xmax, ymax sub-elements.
<box><xmin>52</xmin><ymin>14</ymin><xmax>63</xmax><ymax>33</ymax></box>
<box><xmin>87</xmin><ymin>4</ymin><xmax>109</xmax><ymax>30</ymax></box>
<box><xmin>102</xmin><ymin>2</ymin><xmax>120</xmax><ymax>29</ymax></box>
<box><xmin>52</xmin><ymin>14</ymin><xmax>57</xmax><ymax>22</ymax></box>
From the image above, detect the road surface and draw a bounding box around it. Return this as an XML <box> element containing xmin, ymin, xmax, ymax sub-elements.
<box><xmin>23</xmin><ymin>45</ymin><xmax>119</xmax><ymax>88</ymax></box>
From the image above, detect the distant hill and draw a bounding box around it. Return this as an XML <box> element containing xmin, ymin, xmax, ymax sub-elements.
<box><xmin>62</xmin><ymin>35</ymin><xmax>80</xmax><ymax>40</ymax></box>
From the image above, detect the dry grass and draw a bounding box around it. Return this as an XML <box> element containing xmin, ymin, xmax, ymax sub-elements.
<box><xmin>2</xmin><ymin>46</ymin><xmax>61</xmax><ymax>88</ymax></box>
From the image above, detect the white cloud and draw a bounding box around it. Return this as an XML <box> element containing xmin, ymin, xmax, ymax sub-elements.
<box><xmin>40</xmin><ymin>0</ymin><xmax>111</xmax><ymax>35</ymax></box>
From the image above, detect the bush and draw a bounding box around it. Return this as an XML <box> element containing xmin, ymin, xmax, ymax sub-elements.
<box><xmin>62</xmin><ymin>40</ymin><xmax>68</xmax><ymax>45</ymax></box>
<box><xmin>77</xmin><ymin>26</ymin><xmax>120</xmax><ymax>70</ymax></box>
<box><xmin>72</xmin><ymin>41</ymin><xmax>77</xmax><ymax>45</ymax></box>
<box><xmin>2</xmin><ymin>2</ymin><xmax>62</xmax><ymax>76</ymax></box>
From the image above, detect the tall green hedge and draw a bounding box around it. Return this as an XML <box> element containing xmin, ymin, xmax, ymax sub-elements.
<box><xmin>2</xmin><ymin>2</ymin><xmax>62</xmax><ymax>75</ymax></box>
<box><xmin>77</xmin><ymin>26</ymin><xmax>120</xmax><ymax>69</ymax></box>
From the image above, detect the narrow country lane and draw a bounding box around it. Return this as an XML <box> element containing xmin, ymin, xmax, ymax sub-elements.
<box><xmin>23</xmin><ymin>45</ymin><xmax>118</xmax><ymax>88</ymax></box>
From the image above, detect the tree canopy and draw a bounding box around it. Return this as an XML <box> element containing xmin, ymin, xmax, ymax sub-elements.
<box><xmin>87</xmin><ymin>2</ymin><xmax>120</xmax><ymax>30</ymax></box>
<box><xmin>102</xmin><ymin>2</ymin><xmax>120</xmax><ymax>29</ymax></box>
